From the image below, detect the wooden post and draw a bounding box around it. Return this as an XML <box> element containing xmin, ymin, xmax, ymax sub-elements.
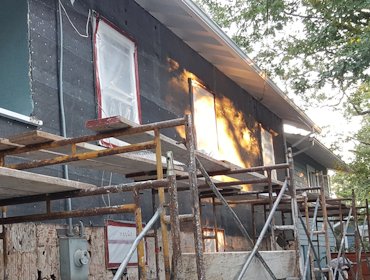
<box><xmin>185</xmin><ymin>115</ymin><xmax>205</xmax><ymax>280</ymax></box>
<box><xmin>268</xmin><ymin>170</ymin><xmax>276</xmax><ymax>250</ymax></box>
<box><xmin>166</xmin><ymin>151</ymin><xmax>182</xmax><ymax>279</ymax></box>
<box><xmin>154</xmin><ymin>129</ymin><xmax>171</xmax><ymax>280</ymax></box>
<box><xmin>319</xmin><ymin>173</ymin><xmax>332</xmax><ymax>280</ymax></box>
<box><xmin>352</xmin><ymin>190</ymin><xmax>362</xmax><ymax>280</ymax></box>
<box><xmin>251</xmin><ymin>204</ymin><xmax>256</xmax><ymax>245</ymax></box>
<box><xmin>305</xmin><ymin>196</ymin><xmax>316</xmax><ymax>280</ymax></box>
<box><xmin>133</xmin><ymin>190</ymin><xmax>146</xmax><ymax>280</ymax></box>
<box><xmin>287</xmin><ymin>148</ymin><xmax>303</xmax><ymax>278</ymax></box>
<box><xmin>212</xmin><ymin>197</ymin><xmax>219</xmax><ymax>252</ymax></box>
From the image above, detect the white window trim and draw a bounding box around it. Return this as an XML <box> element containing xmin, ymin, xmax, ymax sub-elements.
<box><xmin>261</xmin><ymin>126</ymin><xmax>277</xmax><ymax>180</ymax></box>
<box><xmin>0</xmin><ymin>107</ymin><xmax>42</xmax><ymax>126</ymax></box>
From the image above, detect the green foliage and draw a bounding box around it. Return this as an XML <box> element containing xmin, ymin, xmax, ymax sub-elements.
<box><xmin>198</xmin><ymin>0</ymin><xmax>370</xmax><ymax>202</ymax></box>
<box><xmin>197</xmin><ymin>0</ymin><xmax>370</xmax><ymax>103</ymax></box>
<box><xmin>332</xmin><ymin>118</ymin><xmax>370</xmax><ymax>203</ymax></box>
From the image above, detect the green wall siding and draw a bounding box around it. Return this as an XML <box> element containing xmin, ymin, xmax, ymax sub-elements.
<box><xmin>0</xmin><ymin>0</ymin><xmax>33</xmax><ymax>115</ymax></box>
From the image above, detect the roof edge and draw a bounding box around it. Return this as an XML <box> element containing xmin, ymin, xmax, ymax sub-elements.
<box><xmin>181</xmin><ymin>0</ymin><xmax>321</xmax><ymax>133</ymax></box>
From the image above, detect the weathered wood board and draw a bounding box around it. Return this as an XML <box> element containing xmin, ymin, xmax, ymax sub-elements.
<box><xmin>8</xmin><ymin>130</ymin><xmax>63</xmax><ymax>145</ymax></box>
<box><xmin>0</xmin><ymin>167</ymin><xmax>94</xmax><ymax>198</ymax></box>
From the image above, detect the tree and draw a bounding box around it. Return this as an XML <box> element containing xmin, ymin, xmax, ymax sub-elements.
<box><xmin>332</xmin><ymin>114</ymin><xmax>370</xmax><ymax>204</ymax></box>
<box><xmin>198</xmin><ymin>0</ymin><xmax>370</xmax><ymax>202</ymax></box>
<box><xmin>198</xmin><ymin>0</ymin><xmax>370</xmax><ymax>106</ymax></box>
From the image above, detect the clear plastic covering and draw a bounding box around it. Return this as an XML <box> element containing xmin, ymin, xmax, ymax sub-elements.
<box><xmin>94</xmin><ymin>18</ymin><xmax>139</xmax><ymax>123</ymax></box>
<box><xmin>192</xmin><ymin>81</ymin><xmax>219</xmax><ymax>158</ymax></box>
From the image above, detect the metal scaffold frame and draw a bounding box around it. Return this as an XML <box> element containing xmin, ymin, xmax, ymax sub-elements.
<box><xmin>0</xmin><ymin>114</ymin><xmax>368</xmax><ymax>279</ymax></box>
<box><xmin>295</xmin><ymin>172</ymin><xmax>370</xmax><ymax>280</ymax></box>
<box><xmin>0</xmin><ymin>116</ymin><xmax>198</xmax><ymax>280</ymax></box>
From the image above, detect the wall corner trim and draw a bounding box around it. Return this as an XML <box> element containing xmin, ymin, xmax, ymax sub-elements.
<box><xmin>0</xmin><ymin>107</ymin><xmax>43</xmax><ymax>126</ymax></box>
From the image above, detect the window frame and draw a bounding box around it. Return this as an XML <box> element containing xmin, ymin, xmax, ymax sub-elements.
<box><xmin>202</xmin><ymin>227</ymin><xmax>225</xmax><ymax>252</ymax></box>
<box><xmin>93</xmin><ymin>15</ymin><xmax>141</xmax><ymax>124</ymax></box>
<box><xmin>307</xmin><ymin>165</ymin><xmax>319</xmax><ymax>187</ymax></box>
<box><xmin>189</xmin><ymin>79</ymin><xmax>219</xmax><ymax>158</ymax></box>
<box><xmin>260</xmin><ymin>126</ymin><xmax>277</xmax><ymax>180</ymax></box>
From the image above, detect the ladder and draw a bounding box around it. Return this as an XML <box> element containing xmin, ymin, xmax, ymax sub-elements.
<box><xmin>297</xmin><ymin>172</ymin><xmax>333</xmax><ymax>280</ymax></box>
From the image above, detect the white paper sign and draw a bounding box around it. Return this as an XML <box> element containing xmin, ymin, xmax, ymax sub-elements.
<box><xmin>105</xmin><ymin>220</ymin><xmax>146</xmax><ymax>269</ymax></box>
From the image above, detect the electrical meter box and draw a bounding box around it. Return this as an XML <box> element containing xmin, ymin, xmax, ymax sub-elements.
<box><xmin>59</xmin><ymin>236</ymin><xmax>90</xmax><ymax>280</ymax></box>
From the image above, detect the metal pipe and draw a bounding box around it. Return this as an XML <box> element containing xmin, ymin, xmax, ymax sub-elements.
<box><xmin>197</xmin><ymin>178</ymin><xmax>269</xmax><ymax>189</ymax></box>
<box><xmin>0</xmin><ymin>204</ymin><xmax>137</xmax><ymax>225</ymax></box>
<box><xmin>113</xmin><ymin>207</ymin><xmax>163</xmax><ymax>280</ymax></box>
<box><xmin>1</xmin><ymin>117</ymin><xmax>186</xmax><ymax>157</ymax></box>
<box><xmin>196</xmin><ymin>156</ymin><xmax>277</xmax><ymax>280</ymax></box>
<box><xmin>0</xmin><ymin>179</ymin><xmax>169</xmax><ymax>207</ymax></box>
<box><xmin>6</xmin><ymin>141</ymin><xmax>156</xmax><ymax>170</ymax></box>
<box><xmin>237</xmin><ymin>179</ymin><xmax>288</xmax><ymax>280</ymax></box>
<box><xmin>151</xmin><ymin>188</ymin><xmax>159</xmax><ymax>279</ymax></box>
<box><xmin>57</xmin><ymin>0</ymin><xmax>73</xmax><ymax>237</ymax></box>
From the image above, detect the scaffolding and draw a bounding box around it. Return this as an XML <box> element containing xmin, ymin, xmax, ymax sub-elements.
<box><xmin>0</xmin><ymin>114</ymin><xmax>368</xmax><ymax>279</ymax></box>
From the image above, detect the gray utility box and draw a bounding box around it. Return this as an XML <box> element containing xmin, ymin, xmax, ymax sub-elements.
<box><xmin>59</xmin><ymin>236</ymin><xmax>90</xmax><ymax>280</ymax></box>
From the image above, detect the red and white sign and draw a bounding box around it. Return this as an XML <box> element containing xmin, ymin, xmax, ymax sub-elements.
<box><xmin>104</xmin><ymin>220</ymin><xmax>146</xmax><ymax>269</ymax></box>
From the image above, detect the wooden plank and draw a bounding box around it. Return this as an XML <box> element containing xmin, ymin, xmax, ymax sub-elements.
<box><xmin>0</xmin><ymin>138</ymin><xmax>20</xmax><ymax>151</ymax></box>
<box><xmin>8</xmin><ymin>130</ymin><xmax>63</xmax><ymax>146</ymax></box>
<box><xmin>0</xmin><ymin>167</ymin><xmax>94</xmax><ymax>198</ymax></box>
<box><xmin>86</xmin><ymin>116</ymin><xmax>234</xmax><ymax>173</ymax></box>
<box><xmin>14</xmin><ymin>142</ymin><xmax>174</xmax><ymax>176</ymax></box>
<box><xmin>85</xmin><ymin>115</ymin><xmax>134</xmax><ymax>132</ymax></box>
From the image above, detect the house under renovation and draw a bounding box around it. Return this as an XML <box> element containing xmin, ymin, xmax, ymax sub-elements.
<box><xmin>0</xmin><ymin>0</ymin><xmax>369</xmax><ymax>279</ymax></box>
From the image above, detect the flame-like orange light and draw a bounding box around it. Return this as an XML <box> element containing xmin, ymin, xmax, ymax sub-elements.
<box><xmin>216</xmin><ymin>96</ymin><xmax>260</xmax><ymax>168</ymax></box>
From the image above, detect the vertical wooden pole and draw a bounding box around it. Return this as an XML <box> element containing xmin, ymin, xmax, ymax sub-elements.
<box><xmin>154</xmin><ymin>129</ymin><xmax>171</xmax><ymax>280</ymax></box>
<box><xmin>212</xmin><ymin>197</ymin><xmax>219</xmax><ymax>252</ymax></box>
<box><xmin>166</xmin><ymin>151</ymin><xmax>182</xmax><ymax>279</ymax></box>
<box><xmin>319</xmin><ymin>173</ymin><xmax>332</xmax><ymax>280</ymax></box>
<box><xmin>133</xmin><ymin>190</ymin><xmax>146</xmax><ymax>280</ymax></box>
<box><xmin>263</xmin><ymin>204</ymin><xmax>268</xmax><ymax>250</ymax></box>
<box><xmin>339</xmin><ymin>202</ymin><xmax>344</xmax><ymax>243</ymax></box>
<box><xmin>268</xmin><ymin>170</ymin><xmax>276</xmax><ymax>250</ymax></box>
<box><xmin>287</xmin><ymin>148</ymin><xmax>302</xmax><ymax>278</ymax></box>
<box><xmin>185</xmin><ymin>115</ymin><xmax>205</xmax><ymax>280</ymax></box>
<box><xmin>304</xmin><ymin>196</ymin><xmax>316</xmax><ymax>280</ymax></box>
<box><xmin>251</xmin><ymin>204</ymin><xmax>256</xmax><ymax>245</ymax></box>
<box><xmin>352</xmin><ymin>190</ymin><xmax>362</xmax><ymax>280</ymax></box>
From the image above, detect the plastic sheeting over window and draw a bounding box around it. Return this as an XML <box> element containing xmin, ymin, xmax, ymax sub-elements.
<box><xmin>94</xmin><ymin>16</ymin><xmax>140</xmax><ymax>124</ymax></box>
<box><xmin>191</xmin><ymin>80</ymin><xmax>219</xmax><ymax>158</ymax></box>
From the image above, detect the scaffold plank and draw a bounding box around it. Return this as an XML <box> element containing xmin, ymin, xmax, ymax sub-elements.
<box><xmin>0</xmin><ymin>167</ymin><xmax>94</xmax><ymax>199</ymax></box>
